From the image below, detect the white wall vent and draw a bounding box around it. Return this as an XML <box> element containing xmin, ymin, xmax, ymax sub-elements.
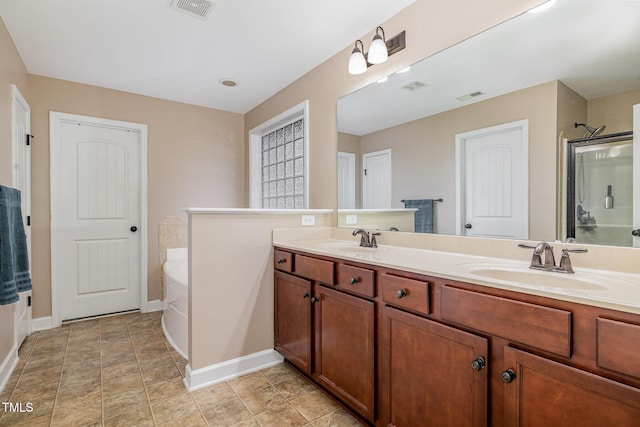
<box><xmin>170</xmin><ymin>0</ymin><xmax>217</xmax><ymax>21</ymax></box>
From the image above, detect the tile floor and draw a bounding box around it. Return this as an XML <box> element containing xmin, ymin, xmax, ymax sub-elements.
<box><xmin>0</xmin><ymin>311</ymin><xmax>363</xmax><ymax>426</ymax></box>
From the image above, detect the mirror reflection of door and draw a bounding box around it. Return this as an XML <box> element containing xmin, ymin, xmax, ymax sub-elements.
<box><xmin>632</xmin><ymin>103</ymin><xmax>639</xmax><ymax>248</ymax></box>
<box><xmin>362</xmin><ymin>149</ymin><xmax>392</xmax><ymax>209</ymax></box>
<box><xmin>337</xmin><ymin>152</ymin><xmax>356</xmax><ymax>209</ymax></box>
<box><xmin>456</xmin><ymin>120</ymin><xmax>529</xmax><ymax>239</ymax></box>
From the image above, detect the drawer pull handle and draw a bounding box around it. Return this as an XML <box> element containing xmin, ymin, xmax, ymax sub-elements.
<box><xmin>310</xmin><ymin>296</ymin><xmax>320</xmax><ymax>304</ymax></box>
<box><xmin>349</xmin><ymin>277</ymin><xmax>360</xmax><ymax>285</ymax></box>
<box><xmin>471</xmin><ymin>356</ymin><xmax>486</xmax><ymax>371</ymax></box>
<box><xmin>501</xmin><ymin>369</ymin><xmax>516</xmax><ymax>383</ymax></box>
<box><xmin>395</xmin><ymin>289</ymin><xmax>407</xmax><ymax>299</ymax></box>
<box><xmin>277</xmin><ymin>259</ymin><xmax>286</xmax><ymax>264</ymax></box>
<box><xmin>302</xmin><ymin>292</ymin><xmax>310</xmax><ymax>299</ymax></box>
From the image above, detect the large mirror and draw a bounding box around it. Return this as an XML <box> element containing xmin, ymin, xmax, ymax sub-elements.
<box><xmin>337</xmin><ymin>0</ymin><xmax>640</xmax><ymax>247</ymax></box>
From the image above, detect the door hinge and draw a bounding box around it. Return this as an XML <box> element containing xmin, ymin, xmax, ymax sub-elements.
<box><xmin>27</xmin><ymin>215</ymin><xmax>31</xmax><ymax>226</ymax></box>
<box><xmin>27</xmin><ymin>296</ymin><xmax>31</xmax><ymax>307</ymax></box>
<box><xmin>364</xmin><ymin>169</ymin><xmax>367</xmax><ymax>176</ymax></box>
<box><xmin>26</xmin><ymin>134</ymin><xmax>34</xmax><ymax>146</ymax></box>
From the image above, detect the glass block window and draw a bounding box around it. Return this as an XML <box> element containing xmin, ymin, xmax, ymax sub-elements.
<box><xmin>260</xmin><ymin>118</ymin><xmax>305</xmax><ymax>209</ymax></box>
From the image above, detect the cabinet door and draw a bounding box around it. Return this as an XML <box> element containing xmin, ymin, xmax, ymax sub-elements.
<box><xmin>274</xmin><ymin>271</ymin><xmax>312</xmax><ymax>374</ymax></box>
<box><xmin>314</xmin><ymin>286</ymin><xmax>375</xmax><ymax>422</ymax></box>
<box><xmin>503</xmin><ymin>347</ymin><xmax>640</xmax><ymax>427</ymax></box>
<box><xmin>382</xmin><ymin>307</ymin><xmax>488</xmax><ymax>427</ymax></box>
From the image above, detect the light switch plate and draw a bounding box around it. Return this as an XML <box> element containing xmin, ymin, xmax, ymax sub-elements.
<box><xmin>301</xmin><ymin>215</ymin><xmax>315</xmax><ymax>226</ymax></box>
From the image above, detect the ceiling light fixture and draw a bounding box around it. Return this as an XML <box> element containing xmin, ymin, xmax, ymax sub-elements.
<box><xmin>348</xmin><ymin>28</ymin><xmax>406</xmax><ymax>75</ymax></box>
<box><xmin>219</xmin><ymin>78</ymin><xmax>238</xmax><ymax>87</ymax></box>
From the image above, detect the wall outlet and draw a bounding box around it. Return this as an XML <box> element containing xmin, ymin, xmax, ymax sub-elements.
<box><xmin>346</xmin><ymin>214</ymin><xmax>358</xmax><ymax>225</ymax></box>
<box><xmin>301</xmin><ymin>215</ymin><xmax>315</xmax><ymax>226</ymax></box>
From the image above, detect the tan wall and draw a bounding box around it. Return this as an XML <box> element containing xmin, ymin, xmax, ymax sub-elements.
<box><xmin>27</xmin><ymin>75</ymin><xmax>245</xmax><ymax>318</ymax></box>
<box><xmin>0</xmin><ymin>17</ymin><xmax>29</xmax><ymax>370</ymax></box>
<box><xmin>244</xmin><ymin>0</ymin><xmax>547</xmax><ymax>211</ymax></box>
<box><xmin>360</xmin><ymin>81</ymin><xmax>558</xmax><ymax>239</ymax></box>
<box><xmin>189</xmin><ymin>212</ymin><xmax>332</xmax><ymax>370</ymax></box>
<box><xmin>588</xmin><ymin>88</ymin><xmax>640</xmax><ymax>134</ymax></box>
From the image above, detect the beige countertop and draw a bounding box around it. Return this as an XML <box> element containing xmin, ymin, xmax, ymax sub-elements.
<box><xmin>274</xmin><ymin>237</ymin><xmax>640</xmax><ymax>315</ymax></box>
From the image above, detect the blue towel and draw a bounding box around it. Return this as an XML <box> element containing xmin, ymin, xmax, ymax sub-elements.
<box><xmin>0</xmin><ymin>185</ymin><xmax>32</xmax><ymax>305</ymax></box>
<box><xmin>403</xmin><ymin>199</ymin><xmax>435</xmax><ymax>233</ymax></box>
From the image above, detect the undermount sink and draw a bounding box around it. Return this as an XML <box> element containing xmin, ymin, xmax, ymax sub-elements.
<box><xmin>465</xmin><ymin>266</ymin><xmax>607</xmax><ymax>291</ymax></box>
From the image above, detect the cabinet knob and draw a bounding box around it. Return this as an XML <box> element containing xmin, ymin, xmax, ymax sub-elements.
<box><xmin>277</xmin><ymin>259</ymin><xmax>286</xmax><ymax>264</ymax></box>
<box><xmin>395</xmin><ymin>289</ymin><xmax>407</xmax><ymax>299</ymax></box>
<box><xmin>471</xmin><ymin>356</ymin><xmax>486</xmax><ymax>371</ymax></box>
<box><xmin>302</xmin><ymin>292</ymin><xmax>310</xmax><ymax>299</ymax></box>
<box><xmin>310</xmin><ymin>296</ymin><xmax>320</xmax><ymax>304</ymax></box>
<box><xmin>501</xmin><ymin>369</ymin><xmax>516</xmax><ymax>383</ymax></box>
<box><xmin>349</xmin><ymin>277</ymin><xmax>360</xmax><ymax>285</ymax></box>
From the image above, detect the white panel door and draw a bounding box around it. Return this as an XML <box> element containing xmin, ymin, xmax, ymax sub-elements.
<box><xmin>11</xmin><ymin>85</ymin><xmax>31</xmax><ymax>346</ymax></box>
<box><xmin>457</xmin><ymin>120</ymin><xmax>528</xmax><ymax>239</ymax></box>
<box><xmin>337</xmin><ymin>151</ymin><xmax>356</xmax><ymax>209</ymax></box>
<box><xmin>633</xmin><ymin>103</ymin><xmax>639</xmax><ymax>247</ymax></box>
<box><xmin>363</xmin><ymin>149</ymin><xmax>392</xmax><ymax>209</ymax></box>
<box><xmin>55</xmin><ymin>119</ymin><xmax>142</xmax><ymax>320</ymax></box>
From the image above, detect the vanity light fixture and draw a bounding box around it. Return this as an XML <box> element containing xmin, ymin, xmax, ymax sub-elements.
<box><xmin>348</xmin><ymin>28</ymin><xmax>406</xmax><ymax>75</ymax></box>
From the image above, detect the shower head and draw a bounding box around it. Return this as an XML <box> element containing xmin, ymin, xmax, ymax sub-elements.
<box><xmin>575</xmin><ymin>122</ymin><xmax>606</xmax><ymax>138</ymax></box>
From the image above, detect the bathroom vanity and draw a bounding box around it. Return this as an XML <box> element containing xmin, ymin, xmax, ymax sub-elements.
<box><xmin>273</xmin><ymin>238</ymin><xmax>640</xmax><ymax>426</ymax></box>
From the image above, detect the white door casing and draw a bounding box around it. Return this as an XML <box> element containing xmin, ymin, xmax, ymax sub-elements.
<box><xmin>633</xmin><ymin>104</ymin><xmax>639</xmax><ymax>247</ymax></box>
<box><xmin>337</xmin><ymin>152</ymin><xmax>356</xmax><ymax>209</ymax></box>
<box><xmin>11</xmin><ymin>85</ymin><xmax>31</xmax><ymax>346</ymax></box>
<box><xmin>50</xmin><ymin>112</ymin><xmax>148</xmax><ymax>324</ymax></box>
<box><xmin>363</xmin><ymin>149</ymin><xmax>392</xmax><ymax>209</ymax></box>
<box><xmin>455</xmin><ymin>120</ymin><xmax>529</xmax><ymax>239</ymax></box>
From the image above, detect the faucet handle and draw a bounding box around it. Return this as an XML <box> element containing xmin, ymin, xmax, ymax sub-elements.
<box><xmin>554</xmin><ymin>248</ymin><xmax>588</xmax><ymax>274</ymax></box>
<box><xmin>370</xmin><ymin>232</ymin><xmax>381</xmax><ymax>248</ymax></box>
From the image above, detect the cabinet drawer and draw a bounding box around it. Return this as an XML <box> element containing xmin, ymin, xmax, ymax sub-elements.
<box><xmin>274</xmin><ymin>249</ymin><xmax>293</xmax><ymax>272</ymax></box>
<box><xmin>441</xmin><ymin>286</ymin><xmax>572</xmax><ymax>357</ymax></box>
<box><xmin>380</xmin><ymin>273</ymin><xmax>430</xmax><ymax>315</ymax></box>
<box><xmin>597</xmin><ymin>318</ymin><xmax>640</xmax><ymax>379</ymax></box>
<box><xmin>294</xmin><ymin>254</ymin><xmax>334</xmax><ymax>284</ymax></box>
<box><xmin>336</xmin><ymin>264</ymin><xmax>375</xmax><ymax>298</ymax></box>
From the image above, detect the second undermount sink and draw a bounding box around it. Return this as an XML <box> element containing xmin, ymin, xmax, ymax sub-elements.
<box><xmin>456</xmin><ymin>262</ymin><xmax>615</xmax><ymax>291</ymax></box>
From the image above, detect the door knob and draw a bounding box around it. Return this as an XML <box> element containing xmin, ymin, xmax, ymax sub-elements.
<box><xmin>632</xmin><ymin>229</ymin><xmax>640</xmax><ymax>237</ymax></box>
<box><xmin>130</xmin><ymin>226</ymin><xmax>138</xmax><ymax>232</ymax></box>
<box><xmin>501</xmin><ymin>369</ymin><xmax>516</xmax><ymax>383</ymax></box>
<box><xmin>465</xmin><ymin>223</ymin><xmax>472</xmax><ymax>229</ymax></box>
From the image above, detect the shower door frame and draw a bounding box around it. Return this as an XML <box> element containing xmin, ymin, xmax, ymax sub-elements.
<box><xmin>566</xmin><ymin>131</ymin><xmax>633</xmax><ymax>240</ymax></box>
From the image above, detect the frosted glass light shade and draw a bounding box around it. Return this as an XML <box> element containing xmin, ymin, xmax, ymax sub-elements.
<box><xmin>348</xmin><ymin>44</ymin><xmax>367</xmax><ymax>75</ymax></box>
<box><xmin>368</xmin><ymin>34</ymin><xmax>388</xmax><ymax>65</ymax></box>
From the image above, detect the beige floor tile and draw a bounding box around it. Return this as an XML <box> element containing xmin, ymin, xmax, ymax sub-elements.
<box><xmin>240</xmin><ymin>384</ymin><xmax>287</xmax><ymax>415</ymax></box>
<box><xmin>156</xmin><ymin>410</ymin><xmax>209</xmax><ymax>426</ymax></box>
<box><xmin>201</xmin><ymin>396</ymin><xmax>253</xmax><ymax>426</ymax></box>
<box><xmin>151</xmin><ymin>392</ymin><xmax>199</xmax><ymax>424</ymax></box>
<box><xmin>229</xmin><ymin>419</ymin><xmax>261</xmax><ymax>427</ymax></box>
<box><xmin>11</xmin><ymin>378</ymin><xmax>59</xmax><ymax>402</ymax></box>
<box><xmin>63</xmin><ymin>349</ymin><xmax>100</xmax><ymax>365</ymax></box>
<box><xmin>193</xmin><ymin>381</ymin><xmax>238</xmax><ymax>408</ymax></box>
<box><xmin>54</xmin><ymin>377</ymin><xmax>101</xmax><ymax>410</ymax></box>
<box><xmin>102</xmin><ymin>372</ymin><xmax>144</xmax><ymax>399</ymax></box>
<box><xmin>228</xmin><ymin>372</ymin><xmax>270</xmax><ymax>396</ymax></box>
<box><xmin>6</xmin><ymin>413</ymin><xmax>51</xmax><ymax>427</ymax></box>
<box><xmin>273</xmin><ymin>375</ymin><xmax>317</xmax><ymax>401</ymax></box>
<box><xmin>138</xmin><ymin>352</ymin><xmax>174</xmax><ymax>370</ymax></box>
<box><xmin>146</xmin><ymin>376</ymin><xmax>188</xmax><ymax>403</ymax></box>
<box><xmin>60</xmin><ymin>366</ymin><xmax>101</xmax><ymax>386</ymax></box>
<box><xmin>104</xmin><ymin>405</ymin><xmax>154</xmax><ymax>427</ymax></box>
<box><xmin>0</xmin><ymin>399</ymin><xmax>55</xmax><ymax>427</ymax></box>
<box><xmin>62</xmin><ymin>357</ymin><xmax>102</xmax><ymax>373</ymax></box>
<box><xmin>16</xmin><ymin>365</ymin><xmax>62</xmax><ymax>388</ymax></box>
<box><xmin>101</xmin><ymin>359</ymin><xmax>140</xmax><ymax>382</ymax></box>
<box><xmin>254</xmin><ymin>402</ymin><xmax>308</xmax><ymax>427</ymax></box>
<box><xmin>261</xmin><ymin>363</ymin><xmax>299</xmax><ymax>385</ymax></box>
<box><xmin>22</xmin><ymin>353</ymin><xmax>65</xmax><ymax>373</ymax></box>
<box><xmin>101</xmin><ymin>349</ymin><xmax>137</xmax><ymax>367</ymax></box>
<box><xmin>103</xmin><ymin>388</ymin><xmax>149</xmax><ymax>419</ymax></box>
<box><xmin>141</xmin><ymin>360</ymin><xmax>180</xmax><ymax>386</ymax></box>
<box><xmin>290</xmin><ymin>390</ymin><xmax>339</xmax><ymax>422</ymax></box>
<box><xmin>50</xmin><ymin>400</ymin><xmax>101</xmax><ymax>427</ymax></box>
<box><xmin>311</xmin><ymin>408</ymin><xmax>364</xmax><ymax>426</ymax></box>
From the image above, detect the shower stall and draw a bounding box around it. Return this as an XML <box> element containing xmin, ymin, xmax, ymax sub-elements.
<box><xmin>566</xmin><ymin>130</ymin><xmax>634</xmax><ymax>246</ymax></box>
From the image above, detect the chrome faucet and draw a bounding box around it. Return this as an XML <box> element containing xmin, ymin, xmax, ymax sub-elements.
<box><xmin>518</xmin><ymin>242</ymin><xmax>587</xmax><ymax>274</ymax></box>
<box><xmin>352</xmin><ymin>229</ymin><xmax>381</xmax><ymax>248</ymax></box>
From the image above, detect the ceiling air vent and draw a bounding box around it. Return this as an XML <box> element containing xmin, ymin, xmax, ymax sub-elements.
<box><xmin>170</xmin><ymin>0</ymin><xmax>217</xmax><ymax>21</ymax></box>
<box><xmin>456</xmin><ymin>91</ymin><xmax>485</xmax><ymax>101</ymax></box>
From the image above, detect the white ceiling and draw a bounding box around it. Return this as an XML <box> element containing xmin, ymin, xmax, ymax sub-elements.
<box><xmin>338</xmin><ymin>0</ymin><xmax>640</xmax><ymax>136</ymax></box>
<box><xmin>0</xmin><ymin>0</ymin><xmax>415</xmax><ymax>114</ymax></box>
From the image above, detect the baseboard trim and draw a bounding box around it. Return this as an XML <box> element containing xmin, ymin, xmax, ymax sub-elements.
<box><xmin>0</xmin><ymin>344</ymin><xmax>18</xmax><ymax>393</ymax></box>
<box><xmin>184</xmin><ymin>349</ymin><xmax>284</xmax><ymax>391</ymax></box>
<box><xmin>145</xmin><ymin>299</ymin><xmax>166</xmax><ymax>312</ymax></box>
<box><xmin>32</xmin><ymin>316</ymin><xmax>54</xmax><ymax>332</ymax></box>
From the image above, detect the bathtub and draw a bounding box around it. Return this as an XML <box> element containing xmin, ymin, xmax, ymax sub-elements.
<box><xmin>162</xmin><ymin>247</ymin><xmax>188</xmax><ymax>359</ymax></box>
